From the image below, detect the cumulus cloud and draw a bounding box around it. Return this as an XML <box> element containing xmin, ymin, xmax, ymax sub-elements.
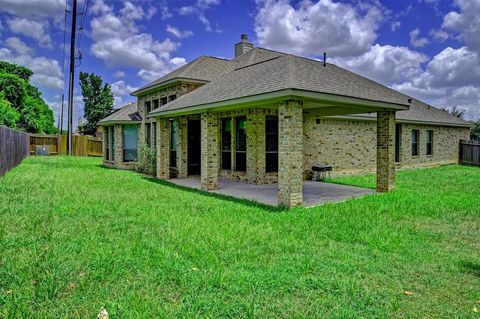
<box><xmin>442</xmin><ymin>0</ymin><xmax>480</xmax><ymax>53</ymax></box>
<box><xmin>409</xmin><ymin>28</ymin><xmax>429</xmax><ymax>48</ymax></box>
<box><xmin>89</xmin><ymin>0</ymin><xmax>187</xmax><ymax>82</ymax></box>
<box><xmin>255</xmin><ymin>0</ymin><xmax>383</xmax><ymax>58</ymax></box>
<box><xmin>0</xmin><ymin>0</ymin><xmax>64</xmax><ymax>20</ymax></box>
<box><xmin>5</xmin><ymin>37</ymin><xmax>33</xmax><ymax>55</ymax></box>
<box><xmin>166</xmin><ymin>25</ymin><xmax>193</xmax><ymax>38</ymax></box>
<box><xmin>7</xmin><ymin>17</ymin><xmax>53</xmax><ymax>48</ymax></box>
<box><xmin>111</xmin><ymin>80</ymin><xmax>139</xmax><ymax>106</ymax></box>
<box><xmin>179</xmin><ymin>0</ymin><xmax>222</xmax><ymax>32</ymax></box>
<box><xmin>0</xmin><ymin>48</ymin><xmax>63</xmax><ymax>90</ymax></box>
<box><xmin>332</xmin><ymin>44</ymin><xmax>428</xmax><ymax>85</ymax></box>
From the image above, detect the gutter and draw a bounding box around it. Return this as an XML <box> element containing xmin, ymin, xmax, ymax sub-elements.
<box><xmin>147</xmin><ymin>88</ymin><xmax>410</xmax><ymax>118</ymax></box>
<box><xmin>131</xmin><ymin>78</ymin><xmax>209</xmax><ymax>97</ymax></box>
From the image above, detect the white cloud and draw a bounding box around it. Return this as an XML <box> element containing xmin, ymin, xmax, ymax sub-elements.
<box><xmin>409</xmin><ymin>28</ymin><xmax>429</xmax><ymax>48</ymax></box>
<box><xmin>0</xmin><ymin>48</ymin><xmax>63</xmax><ymax>90</ymax></box>
<box><xmin>442</xmin><ymin>0</ymin><xmax>480</xmax><ymax>53</ymax></box>
<box><xmin>113</xmin><ymin>70</ymin><xmax>126</xmax><ymax>78</ymax></box>
<box><xmin>255</xmin><ymin>0</ymin><xmax>383</xmax><ymax>58</ymax></box>
<box><xmin>7</xmin><ymin>18</ymin><xmax>53</xmax><ymax>48</ymax></box>
<box><xmin>166</xmin><ymin>25</ymin><xmax>193</xmax><ymax>38</ymax></box>
<box><xmin>391</xmin><ymin>21</ymin><xmax>401</xmax><ymax>31</ymax></box>
<box><xmin>178</xmin><ymin>0</ymin><xmax>222</xmax><ymax>32</ymax></box>
<box><xmin>89</xmin><ymin>0</ymin><xmax>187</xmax><ymax>82</ymax></box>
<box><xmin>0</xmin><ymin>0</ymin><xmax>64</xmax><ymax>20</ymax></box>
<box><xmin>5</xmin><ymin>37</ymin><xmax>33</xmax><ymax>55</ymax></box>
<box><xmin>111</xmin><ymin>80</ymin><xmax>139</xmax><ymax>106</ymax></box>
<box><xmin>331</xmin><ymin>44</ymin><xmax>428</xmax><ymax>86</ymax></box>
<box><xmin>430</xmin><ymin>29</ymin><xmax>449</xmax><ymax>42</ymax></box>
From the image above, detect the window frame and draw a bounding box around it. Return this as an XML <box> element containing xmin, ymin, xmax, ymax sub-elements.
<box><xmin>235</xmin><ymin>117</ymin><xmax>247</xmax><ymax>172</ymax></box>
<box><xmin>221</xmin><ymin>118</ymin><xmax>232</xmax><ymax>170</ymax></box>
<box><xmin>411</xmin><ymin>129</ymin><xmax>419</xmax><ymax>157</ymax></box>
<box><xmin>145</xmin><ymin>101</ymin><xmax>151</xmax><ymax>114</ymax></box>
<box><xmin>123</xmin><ymin>124</ymin><xmax>138</xmax><ymax>162</ymax></box>
<box><xmin>265</xmin><ymin>115</ymin><xmax>278</xmax><ymax>173</ymax></box>
<box><xmin>170</xmin><ymin>120</ymin><xmax>177</xmax><ymax>168</ymax></box>
<box><xmin>426</xmin><ymin>130</ymin><xmax>433</xmax><ymax>156</ymax></box>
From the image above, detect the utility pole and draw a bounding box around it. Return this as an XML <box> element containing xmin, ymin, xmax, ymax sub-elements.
<box><xmin>67</xmin><ymin>0</ymin><xmax>77</xmax><ymax>155</ymax></box>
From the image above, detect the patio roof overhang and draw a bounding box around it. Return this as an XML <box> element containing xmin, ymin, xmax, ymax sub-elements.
<box><xmin>147</xmin><ymin>88</ymin><xmax>410</xmax><ymax>118</ymax></box>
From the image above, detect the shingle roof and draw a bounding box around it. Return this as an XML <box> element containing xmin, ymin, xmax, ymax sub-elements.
<box><xmin>98</xmin><ymin>102</ymin><xmax>141</xmax><ymax>125</ymax></box>
<box><xmin>137</xmin><ymin>47</ymin><xmax>469</xmax><ymax>127</ymax></box>
<box><xmin>345</xmin><ymin>98</ymin><xmax>471</xmax><ymax>126</ymax></box>
<box><xmin>132</xmin><ymin>56</ymin><xmax>234</xmax><ymax>95</ymax></box>
<box><xmin>152</xmin><ymin>51</ymin><xmax>410</xmax><ymax>115</ymax></box>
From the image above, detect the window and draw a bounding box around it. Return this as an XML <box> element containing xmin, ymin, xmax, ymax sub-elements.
<box><xmin>104</xmin><ymin>127</ymin><xmax>110</xmax><ymax>160</ymax></box>
<box><xmin>153</xmin><ymin>122</ymin><xmax>157</xmax><ymax>150</ymax></box>
<box><xmin>169</xmin><ymin>94</ymin><xmax>177</xmax><ymax>102</ymax></box>
<box><xmin>145</xmin><ymin>123</ymin><xmax>151</xmax><ymax>147</ymax></box>
<box><xmin>221</xmin><ymin>118</ymin><xmax>232</xmax><ymax>170</ymax></box>
<box><xmin>161</xmin><ymin>97</ymin><xmax>168</xmax><ymax>106</ymax></box>
<box><xmin>152</xmin><ymin>99</ymin><xmax>159</xmax><ymax>111</ymax></box>
<box><xmin>145</xmin><ymin>101</ymin><xmax>151</xmax><ymax>114</ymax></box>
<box><xmin>110</xmin><ymin>126</ymin><xmax>115</xmax><ymax>161</ymax></box>
<box><xmin>426</xmin><ymin>130</ymin><xmax>433</xmax><ymax>155</ymax></box>
<box><xmin>411</xmin><ymin>129</ymin><xmax>419</xmax><ymax>156</ymax></box>
<box><xmin>105</xmin><ymin>126</ymin><xmax>114</xmax><ymax>161</ymax></box>
<box><xmin>170</xmin><ymin>120</ymin><xmax>177</xmax><ymax>168</ymax></box>
<box><xmin>123</xmin><ymin>125</ymin><xmax>138</xmax><ymax>162</ymax></box>
<box><xmin>235</xmin><ymin>117</ymin><xmax>246</xmax><ymax>171</ymax></box>
<box><xmin>265</xmin><ymin>115</ymin><xmax>278</xmax><ymax>172</ymax></box>
<box><xmin>395</xmin><ymin>124</ymin><xmax>401</xmax><ymax>163</ymax></box>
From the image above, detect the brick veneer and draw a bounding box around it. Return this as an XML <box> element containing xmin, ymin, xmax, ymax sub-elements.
<box><xmin>376</xmin><ymin>111</ymin><xmax>396</xmax><ymax>192</ymax></box>
<box><xmin>201</xmin><ymin>112</ymin><xmax>220</xmax><ymax>191</ymax></box>
<box><xmin>278</xmin><ymin>100</ymin><xmax>303</xmax><ymax>207</ymax></box>
<box><xmin>176</xmin><ymin>116</ymin><xmax>188</xmax><ymax>178</ymax></box>
<box><xmin>157</xmin><ymin>118</ymin><xmax>170</xmax><ymax>179</ymax></box>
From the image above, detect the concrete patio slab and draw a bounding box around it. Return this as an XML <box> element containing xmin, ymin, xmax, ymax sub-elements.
<box><xmin>168</xmin><ymin>177</ymin><xmax>375</xmax><ymax>207</ymax></box>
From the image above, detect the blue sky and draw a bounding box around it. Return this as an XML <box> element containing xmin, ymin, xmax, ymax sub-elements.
<box><xmin>0</xmin><ymin>0</ymin><xmax>479</xmax><ymax>129</ymax></box>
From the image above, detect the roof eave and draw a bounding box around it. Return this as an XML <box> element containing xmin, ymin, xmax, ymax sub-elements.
<box><xmin>327</xmin><ymin>114</ymin><xmax>473</xmax><ymax>128</ymax></box>
<box><xmin>148</xmin><ymin>88</ymin><xmax>410</xmax><ymax>118</ymax></box>
<box><xmin>98</xmin><ymin>120</ymin><xmax>142</xmax><ymax>126</ymax></box>
<box><xmin>131</xmin><ymin>78</ymin><xmax>209</xmax><ymax>97</ymax></box>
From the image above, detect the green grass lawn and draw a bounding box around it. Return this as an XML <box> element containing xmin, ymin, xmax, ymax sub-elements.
<box><xmin>1</xmin><ymin>156</ymin><xmax>479</xmax><ymax>318</ymax></box>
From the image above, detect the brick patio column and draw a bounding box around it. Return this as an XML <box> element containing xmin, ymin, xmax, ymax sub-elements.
<box><xmin>246</xmin><ymin>109</ymin><xmax>266</xmax><ymax>184</ymax></box>
<box><xmin>201</xmin><ymin>111</ymin><xmax>220</xmax><ymax>191</ymax></box>
<box><xmin>377</xmin><ymin>111</ymin><xmax>396</xmax><ymax>192</ymax></box>
<box><xmin>157</xmin><ymin>117</ymin><xmax>170</xmax><ymax>179</ymax></box>
<box><xmin>176</xmin><ymin>116</ymin><xmax>188</xmax><ymax>178</ymax></box>
<box><xmin>278</xmin><ymin>100</ymin><xmax>303</xmax><ymax>207</ymax></box>
<box><xmin>114</xmin><ymin>124</ymin><xmax>123</xmax><ymax>166</ymax></box>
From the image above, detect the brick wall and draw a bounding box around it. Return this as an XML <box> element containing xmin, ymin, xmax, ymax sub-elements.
<box><xmin>303</xmin><ymin>115</ymin><xmax>470</xmax><ymax>177</ymax></box>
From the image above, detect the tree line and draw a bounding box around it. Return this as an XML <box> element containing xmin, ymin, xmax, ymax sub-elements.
<box><xmin>0</xmin><ymin>60</ymin><xmax>114</xmax><ymax>136</ymax></box>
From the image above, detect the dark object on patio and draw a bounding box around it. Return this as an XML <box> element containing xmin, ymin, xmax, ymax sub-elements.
<box><xmin>312</xmin><ymin>164</ymin><xmax>332</xmax><ymax>181</ymax></box>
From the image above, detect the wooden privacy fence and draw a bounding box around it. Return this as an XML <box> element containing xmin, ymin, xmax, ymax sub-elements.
<box><xmin>0</xmin><ymin>126</ymin><xmax>30</xmax><ymax>177</ymax></box>
<box><xmin>459</xmin><ymin>140</ymin><xmax>480</xmax><ymax>167</ymax></box>
<box><xmin>30</xmin><ymin>134</ymin><xmax>103</xmax><ymax>157</ymax></box>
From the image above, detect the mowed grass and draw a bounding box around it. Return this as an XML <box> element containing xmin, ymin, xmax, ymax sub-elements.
<box><xmin>0</xmin><ymin>156</ymin><xmax>479</xmax><ymax>318</ymax></box>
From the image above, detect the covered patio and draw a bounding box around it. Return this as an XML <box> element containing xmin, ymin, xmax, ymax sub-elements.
<box><xmin>168</xmin><ymin>177</ymin><xmax>376</xmax><ymax>207</ymax></box>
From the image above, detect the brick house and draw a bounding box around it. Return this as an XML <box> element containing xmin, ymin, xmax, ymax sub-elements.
<box><xmin>98</xmin><ymin>35</ymin><xmax>471</xmax><ymax>207</ymax></box>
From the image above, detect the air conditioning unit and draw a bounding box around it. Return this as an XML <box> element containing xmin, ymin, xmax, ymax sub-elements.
<box><xmin>35</xmin><ymin>145</ymin><xmax>50</xmax><ymax>156</ymax></box>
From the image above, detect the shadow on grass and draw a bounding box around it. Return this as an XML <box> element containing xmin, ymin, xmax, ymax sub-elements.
<box><xmin>461</xmin><ymin>261</ymin><xmax>480</xmax><ymax>277</ymax></box>
<box><xmin>141</xmin><ymin>175</ymin><xmax>285</xmax><ymax>213</ymax></box>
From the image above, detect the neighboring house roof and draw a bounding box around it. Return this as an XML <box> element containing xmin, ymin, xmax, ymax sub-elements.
<box><xmin>131</xmin><ymin>56</ymin><xmax>234</xmax><ymax>95</ymax></box>
<box><xmin>98</xmin><ymin>102</ymin><xmax>141</xmax><ymax>125</ymax></box>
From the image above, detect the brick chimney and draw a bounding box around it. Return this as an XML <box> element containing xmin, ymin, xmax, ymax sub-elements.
<box><xmin>234</xmin><ymin>34</ymin><xmax>253</xmax><ymax>57</ymax></box>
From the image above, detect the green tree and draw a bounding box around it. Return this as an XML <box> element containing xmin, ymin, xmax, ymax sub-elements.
<box><xmin>471</xmin><ymin>119</ymin><xmax>480</xmax><ymax>142</ymax></box>
<box><xmin>0</xmin><ymin>60</ymin><xmax>56</xmax><ymax>133</ymax></box>
<box><xmin>0</xmin><ymin>93</ymin><xmax>20</xmax><ymax>127</ymax></box>
<box><xmin>442</xmin><ymin>106</ymin><xmax>466</xmax><ymax>119</ymax></box>
<box><xmin>0</xmin><ymin>61</ymin><xmax>33</xmax><ymax>81</ymax></box>
<box><xmin>79</xmin><ymin>72</ymin><xmax>114</xmax><ymax>135</ymax></box>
